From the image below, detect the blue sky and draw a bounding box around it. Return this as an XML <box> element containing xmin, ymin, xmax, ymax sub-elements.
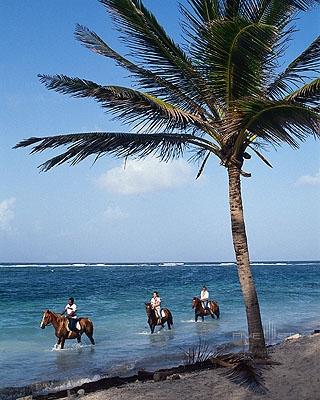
<box><xmin>0</xmin><ymin>0</ymin><xmax>319</xmax><ymax>262</ymax></box>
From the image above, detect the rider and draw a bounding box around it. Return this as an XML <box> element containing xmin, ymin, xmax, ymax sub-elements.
<box><xmin>200</xmin><ymin>286</ymin><xmax>213</xmax><ymax>315</ymax></box>
<box><xmin>61</xmin><ymin>297</ymin><xmax>79</xmax><ymax>333</ymax></box>
<box><xmin>150</xmin><ymin>291</ymin><xmax>162</xmax><ymax>323</ymax></box>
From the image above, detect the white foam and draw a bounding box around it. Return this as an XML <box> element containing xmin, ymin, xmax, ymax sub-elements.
<box><xmin>159</xmin><ymin>262</ymin><xmax>184</xmax><ymax>266</ymax></box>
<box><xmin>251</xmin><ymin>262</ymin><xmax>289</xmax><ymax>266</ymax></box>
<box><xmin>39</xmin><ymin>375</ymin><xmax>103</xmax><ymax>395</ymax></box>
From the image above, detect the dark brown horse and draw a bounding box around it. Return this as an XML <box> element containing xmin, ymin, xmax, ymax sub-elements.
<box><xmin>192</xmin><ymin>297</ymin><xmax>220</xmax><ymax>322</ymax></box>
<box><xmin>145</xmin><ymin>303</ymin><xmax>173</xmax><ymax>334</ymax></box>
<box><xmin>40</xmin><ymin>309</ymin><xmax>95</xmax><ymax>349</ymax></box>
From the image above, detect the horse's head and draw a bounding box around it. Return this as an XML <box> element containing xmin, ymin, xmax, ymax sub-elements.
<box><xmin>192</xmin><ymin>297</ymin><xmax>199</xmax><ymax>309</ymax></box>
<box><xmin>145</xmin><ymin>302</ymin><xmax>152</xmax><ymax>316</ymax></box>
<box><xmin>40</xmin><ymin>309</ymin><xmax>52</xmax><ymax>329</ymax></box>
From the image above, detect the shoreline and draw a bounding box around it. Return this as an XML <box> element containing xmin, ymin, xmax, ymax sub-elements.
<box><xmin>58</xmin><ymin>332</ymin><xmax>320</xmax><ymax>400</ymax></box>
<box><xmin>7</xmin><ymin>330</ymin><xmax>319</xmax><ymax>400</ymax></box>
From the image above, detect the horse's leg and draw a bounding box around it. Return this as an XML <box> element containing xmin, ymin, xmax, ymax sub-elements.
<box><xmin>151</xmin><ymin>324</ymin><xmax>155</xmax><ymax>334</ymax></box>
<box><xmin>56</xmin><ymin>337</ymin><xmax>61</xmax><ymax>349</ymax></box>
<box><xmin>60</xmin><ymin>337</ymin><xmax>66</xmax><ymax>349</ymax></box>
<box><xmin>201</xmin><ymin>316</ymin><xmax>204</xmax><ymax>322</ymax></box>
<box><xmin>195</xmin><ymin>313</ymin><xmax>198</xmax><ymax>322</ymax></box>
<box><xmin>85</xmin><ymin>326</ymin><xmax>95</xmax><ymax>345</ymax></box>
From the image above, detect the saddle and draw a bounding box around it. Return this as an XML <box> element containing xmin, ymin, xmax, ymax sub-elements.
<box><xmin>66</xmin><ymin>318</ymin><xmax>81</xmax><ymax>332</ymax></box>
<box><xmin>157</xmin><ymin>309</ymin><xmax>165</xmax><ymax>322</ymax></box>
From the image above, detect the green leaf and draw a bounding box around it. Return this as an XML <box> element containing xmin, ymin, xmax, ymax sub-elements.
<box><xmin>99</xmin><ymin>0</ymin><xmax>219</xmax><ymax>116</ymax></box>
<box><xmin>229</xmin><ymin>100</ymin><xmax>320</xmax><ymax>155</ymax></box>
<box><xmin>37</xmin><ymin>74</ymin><xmax>213</xmax><ymax>133</ymax></box>
<box><xmin>15</xmin><ymin>131</ymin><xmax>221</xmax><ymax>171</ymax></box>
<box><xmin>285</xmin><ymin>78</ymin><xmax>320</xmax><ymax>107</ymax></box>
<box><xmin>268</xmin><ymin>36</ymin><xmax>320</xmax><ymax>98</ymax></box>
<box><xmin>190</xmin><ymin>19</ymin><xmax>277</xmax><ymax>105</ymax></box>
<box><xmin>74</xmin><ymin>24</ymin><xmax>209</xmax><ymax>117</ymax></box>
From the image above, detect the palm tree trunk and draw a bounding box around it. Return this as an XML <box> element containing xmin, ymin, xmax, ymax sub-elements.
<box><xmin>228</xmin><ymin>164</ymin><xmax>267</xmax><ymax>358</ymax></box>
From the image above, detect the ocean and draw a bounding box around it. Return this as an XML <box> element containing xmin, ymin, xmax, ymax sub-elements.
<box><xmin>0</xmin><ymin>261</ymin><xmax>319</xmax><ymax>398</ymax></box>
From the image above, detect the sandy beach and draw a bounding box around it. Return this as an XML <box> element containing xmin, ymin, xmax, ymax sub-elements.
<box><xmin>67</xmin><ymin>333</ymin><xmax>320</xmax><ymax>400</ymax></box>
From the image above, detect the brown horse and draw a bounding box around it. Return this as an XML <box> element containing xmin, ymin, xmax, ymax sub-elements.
<box><xmin>145</xmin><ymin>303</ymin><xmax>173</xmax><ymax>334</ymax></box>
<box><xmin>192</xmin><ymin>297</ymin><xmax>220</xmax><ymax>322</ymax></box>
<box><xmin>40</xmin><ymin>309</ymin><xmax>95</xmax><ymax>349</ymax></box>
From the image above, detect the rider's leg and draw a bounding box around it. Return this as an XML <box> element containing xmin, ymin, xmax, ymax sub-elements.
<box><xmin>156</xmin><ymin>307</ymin><xmax>162</xmax><ymax>322</ymax></box>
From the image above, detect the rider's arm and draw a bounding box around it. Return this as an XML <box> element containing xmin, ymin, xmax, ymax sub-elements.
<box><xmin>68</xmin><ymin>304</ymin><xmax>77</xmax><ymax>317</ymax></box>
<box><xmin>68</xmin><ymin>311</ymin><xmax>76</xmax><ymax>317</ymax></box>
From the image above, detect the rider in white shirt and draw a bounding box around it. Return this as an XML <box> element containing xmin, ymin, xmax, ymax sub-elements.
<box><xmin>151</xmin><ymin>291</ymin><xmax>162</xmax><ymax>322</ymax></box>
<box><xmin>62</xmin><ymin>297</ymin><xmax>78</xmax><ymax>332</ymax></box>
<box><xmin>200</xmin><ymin>286</ymin><xmax>209</xmax><ymax>309</ymax></box>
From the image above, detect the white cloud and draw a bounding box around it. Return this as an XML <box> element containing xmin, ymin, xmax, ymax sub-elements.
<box><xmin>97</xmin><ymin>158</ymin><xmax>194</xmax><ymax>194</ymax></box>
<box><xmin>0</xmin><ymin>198</ymin><xmax>16</xmax><ymax>232</ymax></box>
<box><xmin>295</xmin><ymin>170</ymin><xmax>320</xmax><ymax>186</ymax></box>
<box><xmin>103</xmin><ymin>206</ymin><xmax>128</xmax><ymax>221</ymax></box>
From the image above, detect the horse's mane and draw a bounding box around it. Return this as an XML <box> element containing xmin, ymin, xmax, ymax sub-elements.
<box><xmin>47</xmin><ymin>310</ymin><xmax>63</xmax><ymax>319</ymax></box>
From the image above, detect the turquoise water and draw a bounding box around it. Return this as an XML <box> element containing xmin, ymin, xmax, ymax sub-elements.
<box><xmin>0</xmin><ymin>261</ymin><xmax>319</xmax><ymax>397</ymax></box>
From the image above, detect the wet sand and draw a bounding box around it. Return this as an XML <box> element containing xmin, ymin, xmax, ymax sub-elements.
<box><xmin>61</xmin><ymin>333</ymin><xmax>320</xmax><ymax>400</ymax></box>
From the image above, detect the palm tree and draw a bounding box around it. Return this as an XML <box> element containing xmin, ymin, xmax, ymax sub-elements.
<box><xmin>15</xmin><ymin>0</ymin><xmax>319</xmax><ymax>358</ymax></box>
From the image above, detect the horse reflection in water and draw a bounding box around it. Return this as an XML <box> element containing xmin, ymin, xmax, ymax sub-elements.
<box><xmin>40</xmin><ymin>309</ymin><xmax>95</xmax><ymax>349</ymax></box>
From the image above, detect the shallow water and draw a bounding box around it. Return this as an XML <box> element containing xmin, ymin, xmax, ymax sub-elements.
<box><xmin>0</xmin><ymin>261</ymin><xmax>319</xmax><ymax>396</ymax></box>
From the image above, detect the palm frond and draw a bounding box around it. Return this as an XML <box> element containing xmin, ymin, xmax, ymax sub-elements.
<box><xmin>256</xmin><ymin>0</ymin><xmax>318</xmax><ymax>26</ymax></box>
<box><xmin>15</xmin><ymin>131</ymin><xmax>220</xmax><ymax>172</ymax></box>
<box><xmin>38</xmin><ymin>74</ymin><xmax>213</xmax><ymax>133</ymax></box>
<box><xmin>229</xmin><ymin>100</ymin><xmax>320</xmax><ymax>156</ymax></box>
<box><xmin>285</xmin><ymin>78</ymin><xmax>320</xmax><ymax>107</ymax></box>
<box><xmin>196</xmin><ymin>151</ymin><xmax>211</xmax><ymax>178</ymax></box>
<box><xmin>224</xmin><ymin>0</ymin><xmax>242</xmax><ymax>19</ymax></box>
<box><xmin>180</xmin><ymin>0</ymin><xmax>221</xmax><ymax>32</ymax></box>
<box><xmin>190</xmin><ymin>19</ymin><xmax>277</xmax><ymax>105</ymax></box>
<box><xmin>99</xmin><ymin>0</ymin><xmax>220</xmax><ymax>116</ymax></box>
<box><xmin>221</xmin><ymin>354</ymin><xmax>268</xmax><ymax>395</ymax></box>
<box><xmin>74</xmin><ymin>24</ymin><xmax>209</xmax><ymax>118</ymax></box>
<box><xmin>268</xmin><ymin>36</ymin><xmax>320</xmax><ymax>98</ymax></box>
<box><xmin>248</xmin><ymin>145</ymin><xmax>273</xmax><ymax>168</ymax></box>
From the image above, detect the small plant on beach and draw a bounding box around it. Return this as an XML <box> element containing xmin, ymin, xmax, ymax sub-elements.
<box><xmin>183</xmin><ymin>340</ymin><xmax>215</xmax><ymax>365</ymax></box>
<box><xmin>15</xmin><ymin>0</ymin><xmax>320</xmax><ymax>357</ymax></box>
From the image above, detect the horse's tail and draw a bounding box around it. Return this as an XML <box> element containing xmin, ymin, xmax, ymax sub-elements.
<box><xmin>214</xmin><ymin>304</ymin><xmax>220</xmax><ymax>319</ymax></box>
<box><xmin>79</xmin><ymin>318</ymin><xmax>94</xmax><ymax>335</ymax></box>
<box><xmin>168</xmin><ymin>311</ymin><xmax>173</xmax><ymax>325</ymax></box>
<box><xmin>83</xmin><ymin>319</ymin><xmax>95</xmax><ymax>345</ymax></box>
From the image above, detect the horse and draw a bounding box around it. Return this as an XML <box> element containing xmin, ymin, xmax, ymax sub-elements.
<box><xmin>192</xmin><ymin>297</ymin><xmax>220</xmax><ymax>322</ymax></box>
<box><xmin>40</xmin><ymin>309</ymin><xmax>95</xmax><ymax>349</ymax></box>
<box><xmin>145</xmin><ymin>303</ymin><xmax>173</xmax><ymax>334</ymax></box>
